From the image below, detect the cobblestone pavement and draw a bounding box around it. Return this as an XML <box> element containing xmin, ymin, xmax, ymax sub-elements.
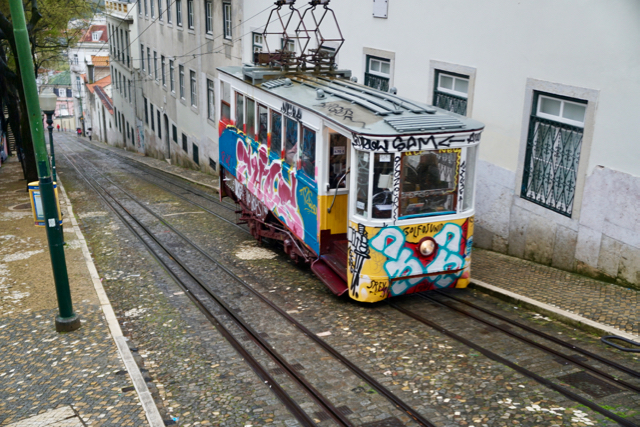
<box><xmin>65</xmin><ymin>135</ymin><xmax>639</xmax><ymax>426</ymax></box>
<box><xmin>57</xmin><ymin>135</ymin><xmax>302</xmax><ymax>426</ymax></box>
<box><xmin>472</xmin><ymin>249</ymin><xmax>640</xmax><ymax>336</ymax></box>
<box><xmin>0</xmin><ymin>157</ymin><xmax>148</xmax><ymax>426</ymax></box>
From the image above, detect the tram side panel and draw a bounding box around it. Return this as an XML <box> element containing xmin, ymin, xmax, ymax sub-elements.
<box><xmin>219</xmin><ymin>124</ymin><xmax>320</xmax><ymax>255</ymax></box>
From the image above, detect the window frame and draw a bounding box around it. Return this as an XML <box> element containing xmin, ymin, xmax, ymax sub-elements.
<box><xmin>190</xmin><ymin>69</ymin><xmax>197</xmax><ymax>107</ymax></box>
<box><xmin>179</xmin><ymin>65</ymin><xmax>185</xmax><ymax>99</ymax></box>
<box><xmin>535</xmin><ymin>94</ymin><xmax>587</xmax><ymax>128</ymax></box>
<box><xmin>153</xmin><ymin>51</ymin><xmax>158</xmax><ymax>82</ymax></box>
<box><xmin>176</xmin><ymin>0</ymin><xmax>182</xmax><ymax>26</ymax></box>
<box><xmin>435</xmin><ymin>71</ymin><xmax>469</xmax><ymax>99</ymax></box>
<box><xmin>140</xmin><ymin>44</ymin><xmax>145</xmax><ymax>72</ymax></box>
<box><xmin>161</xmin><ymin>55</ymin><xmax>166</xmax><ymax>87</ymax></box>
<box><xmin>222</xmin><ymin>2</ymin><xmax>232</xmax><ymax>39</ymax></box>
<box><xmin>205</xmin><ymin>0</ymin><xmax>213</xmax><ymax>34</ymax></box>
<box><xmin>166</xmin><ymin>0</ymin><xmax>172</xmax><ymax>23</ymax></box>
<box><xmin>207</xmin><ymin>78</ymin><xmax>215</xmax><ymax>121</ymax></box>
<box><xmin>169</xmin><ymin>60</ymin><xmax>175</xmax><ymax>93</ymax></box>
<box><xmin>187</xmin><ymin>0</ymin><xmax>194</xmax><ymax>30</ymax></box>
<box><xmin>519</xmin><ymin>91</ymin><xmax>589</xmax><ymax>217</ymax></box>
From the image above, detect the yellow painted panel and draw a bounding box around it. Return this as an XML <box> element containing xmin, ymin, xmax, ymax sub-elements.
<box><xmin>318</xmin><ymin>194</ymin><xmax>348</xmax><ymax>234</ymax></box>
<box><xmin>346</xmin><ymin>217</ymin><xmax>474</xmax><ymax>303</ymax></box>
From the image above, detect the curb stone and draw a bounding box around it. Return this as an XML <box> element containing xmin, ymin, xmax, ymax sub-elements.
<box><xmin>470</xmin><ymin>279</ymin><xmax>640</xmax><ymax>342</ymax></box>
<box><xmin>58</xmin><ymin>179</ymin><xmax>165</xmax><ymax>427</ymax></box>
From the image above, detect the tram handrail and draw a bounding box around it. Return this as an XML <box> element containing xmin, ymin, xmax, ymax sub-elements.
<box><xmin>328</xmin><ymin>168</ymin><xmax>349</xmax><ymax>213</ymax></box>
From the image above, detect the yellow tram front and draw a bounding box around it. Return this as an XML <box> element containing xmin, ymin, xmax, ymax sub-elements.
<box><xmin>339</xmin><ymin>127</ymin><xmax>483</xmax><ymax>303</ymax></box>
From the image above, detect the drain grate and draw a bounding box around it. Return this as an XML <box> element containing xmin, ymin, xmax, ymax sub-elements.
<box><xmin>361</xmin><ymin>417</ymin><xmax>405</xmax><ymax>427</ymax></box>
<box><xmin>553</xmin><ymin>355</ymin><xmax>589</xmax><ymax>366</ymax></box>
<box><xmin>336</xmin><ymin>406</ymin><xmax>353</xmax><ymax>416</ymax></box>
<box><xmin>558</xmin><ymin>371</ymin><xmax>622</xmax><ymax>398</ymax></box>
<box><xmin>314</xmin><ymin>411</ymin><xmax>331</xmax><ymax>421</ymax></box>
<box><xmin>269</xmin><ymin>367</ymin><xmax>285</xmax><ymax>375</ymax></box>
<box><xmin>291</xmin><ymin>363</ymin><xmax>305</xmax><ymax>371</ymax></box>
<box><xmin>258</xmin><ymin>332</ymin><xmax>270</xmax><ymax>339</ymax></box>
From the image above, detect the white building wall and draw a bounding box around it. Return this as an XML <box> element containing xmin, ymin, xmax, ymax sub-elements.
<box><xmin>136</xmin><ymin>0</ymin><xmax>243</xmax><ymax>172</ymax></box>
<box><xmin>241</xmin><ymin>0</ymin><xmax>640</xmax><ymax>287</ymax></box>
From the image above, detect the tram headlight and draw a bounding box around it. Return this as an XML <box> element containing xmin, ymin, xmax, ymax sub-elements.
<box><xmin>418</xmin><ymin>237</ymin><xmax>437</xmax><ymax>257</ymax></box>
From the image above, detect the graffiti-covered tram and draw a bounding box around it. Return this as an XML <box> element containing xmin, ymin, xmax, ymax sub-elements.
<box><xmin>218</xmin><ymin>66</ymin><xmax>484</xmax><ymax>303</ymax></box>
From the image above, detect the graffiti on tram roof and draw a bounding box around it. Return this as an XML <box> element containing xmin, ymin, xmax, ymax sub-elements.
<box><xmin>352</xmin><ymin>132</ymin><xmax>481</xmax><ymax>153</ymax></box>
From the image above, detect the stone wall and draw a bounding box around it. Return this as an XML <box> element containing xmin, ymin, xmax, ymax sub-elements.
<box><xmin>474</xmin><ymin>160</ymin><xmax>640</xmax><ymax>289</ymax></box>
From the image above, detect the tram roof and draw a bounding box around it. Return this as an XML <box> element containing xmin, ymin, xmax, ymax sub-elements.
<box><xmin>218</xmin><ymin>66</ymin><xmax>485</xmax><ymax>137</ymax></box>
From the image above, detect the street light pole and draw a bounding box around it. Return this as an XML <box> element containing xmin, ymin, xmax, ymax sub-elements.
<box><xmin>40</xmin><ymin>89</ymin><xmax>57</xmax><ymax>183</ymax></box>
<box><xmin>9</xmin><ymin>0</ymin><xmax>81</xmax><ymax>332</ymax></box>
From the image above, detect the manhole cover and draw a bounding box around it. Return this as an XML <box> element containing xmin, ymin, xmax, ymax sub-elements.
<box><xmin>361</xmin><ymin>417</ymin><xmax>405</xmax><ymax>427</ymax></box>
<box><xmin>558</xmin><ymin>371</ymin><xmax>622</xmax><ymax>398</ymax></box>
<box><xmin>10</xmin><ymin>202</ymin><xmax>31</xmax><ymax>211</ymax></box>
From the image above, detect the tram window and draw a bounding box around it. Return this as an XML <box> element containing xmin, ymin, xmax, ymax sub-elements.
<box><xmin>400</xmin><ymin>149</ymin><xmax>459</xmax><ymax>218</ymax></box>
<box><xmin>235</xmin><ymin>93</ymin><xmax>244</xmax><ymax>132</ymax></box>
<box><xmin>246</xmin><ymin>98</ymin><xmax>256</xmax><ymax>140</ymax></box>
<box><xmin>462</xmin><ymin>145</ymin><xmax>477</xmax><ymax>212</ymax></box>
<box><xmin>372</xmin><ymin>153</ymin><xmax>393</xmax><ymax>219</ymax></box>
<box><xmin>284</xmin><ymin>117</ymin><xmax>298</xmax><ymax>166</ymax></box>
<box><xmin>258</xmin><ymin>105</ymin><xmax>268</xmax><ymax>146</ymax></box>
<box><xmin>301</xmin><ymin>127</ymin><xmax>316</xmax><ymax>179</ymax></box>
<box><xmin>270</xmin><ymin>111</ymin><xmax>282</xmax><ymax>156</ymax></box>
<box><xmin>329</xmin><ymin>133</ymin><xmax>347</xmax><ymax>189</ymax></box>
<box><xmin>355</xmin><ymin>151</ymin><xmax>370</xmax><ymax>218</ymax></box>
<box><xmin>220</xmin><ymin>81</ymin><xmax>231</xmax><ymax>122</ymax></box>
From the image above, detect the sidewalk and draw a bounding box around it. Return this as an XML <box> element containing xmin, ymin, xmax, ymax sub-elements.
<box><xmin>0</xmin><ymin>156</ymin><xmax>162</xmax><ymax>426</ymax></box>
<box><xmin>86</xmin><ymin>138</ymin><xmax>640</xmax><ymax>342</ymax></box>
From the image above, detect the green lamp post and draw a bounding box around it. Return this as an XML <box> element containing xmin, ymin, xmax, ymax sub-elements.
<box><xmin>9</xmin><ymin>0</ymin><xmax>81</xmax><ymax>332</ymax></box>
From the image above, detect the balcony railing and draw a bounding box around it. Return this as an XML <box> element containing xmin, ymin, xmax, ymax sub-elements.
<box><xmin>105</xmin><ymin>0</ymin><xmax>134</xmax><ymax>20</ymax></box>
<box><xmin>364</xmin><ymin>73</ymin><xmax>389</xmax><ymax>92</ymax></box>
<box><xmin>433</xmin><ymin>91</ymin><xmax>468</xmax><ymax>116</ymax></box>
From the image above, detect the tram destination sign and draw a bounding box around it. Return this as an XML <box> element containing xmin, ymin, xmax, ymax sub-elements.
<box><xmin>352</xmin><ymin>131</ymin><xmax>481</xmax><ymax>153</ymax></box>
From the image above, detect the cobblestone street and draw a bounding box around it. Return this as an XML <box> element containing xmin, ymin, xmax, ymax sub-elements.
<box><xmin>1</xmin><ymin>133</ymin><xmax>638</xmax><ymax>427</ymax></box>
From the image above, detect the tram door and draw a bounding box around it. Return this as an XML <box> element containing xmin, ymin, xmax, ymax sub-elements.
<box><xmin>320</xmin><ymin>129</ymin><xmax>350</xmax><ymax>255</ymax></box>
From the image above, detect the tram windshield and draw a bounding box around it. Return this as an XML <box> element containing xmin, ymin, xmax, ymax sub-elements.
<box><xmin>399</xmin><ymin>149</ymin><xmax>460</xmax><ymax>218</ymax></box>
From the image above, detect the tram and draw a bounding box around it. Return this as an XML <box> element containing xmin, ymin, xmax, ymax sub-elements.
<box><xmin>218</xmin><ymin>1</ymin><xmax>484</xmax><ymax>303</ymax></box>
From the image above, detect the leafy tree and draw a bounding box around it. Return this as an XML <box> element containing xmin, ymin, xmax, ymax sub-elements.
<box><xmin>0</xmin><ymin>0</ymin><xmax>99</xmax><ymax>183</ymax></box>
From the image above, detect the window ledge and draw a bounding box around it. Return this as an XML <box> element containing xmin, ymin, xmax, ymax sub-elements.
<box><xmin>190</xmin><ymin>105</ymin><xmax>199</xmax><ymax>114</ymax></box>
<box><xmin>206</xmin><ymin>117</ymin><xmax>217</xmax><ymax>127</ymax></box>
<box><xmin>205</xmin><ymin>33</ymin><xmax>214</xmax><ymax>40</ymax></box>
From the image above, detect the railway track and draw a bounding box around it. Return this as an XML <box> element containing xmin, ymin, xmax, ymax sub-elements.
<box><xmin>391</xmin><ymin>293</ymin><xmax>640</xmax><ymax>427</ymax></box>
<box><xmin>59</xmin><ymin>142</ymin><xmax>440</xmax><ymax>426</ymax></box>
<box><xmin>60</xmin><ymin>139</ymin><xmax>640</xmax><ymax>426</ymax></box>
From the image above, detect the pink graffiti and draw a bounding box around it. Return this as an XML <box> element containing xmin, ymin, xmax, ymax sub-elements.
<box><xmin>235</xmin><ymin>138</ymin><xmax>304</xmax><ymax>237</ymax></box>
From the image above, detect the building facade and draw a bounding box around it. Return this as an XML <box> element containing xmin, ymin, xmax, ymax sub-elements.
<box><xmin>68</xmin><ymin>18</ymin><xmax>109</xmax><ymax>134</ymax></box>
<box><xmin>239</xmin><ymin>0</ymin><xmax>640</xmax><ymax>288</ymax></box>
<box><xmin>105</xmin><ymin>0</ymin><xmax>142</xmax><ymax>150</ymax></box>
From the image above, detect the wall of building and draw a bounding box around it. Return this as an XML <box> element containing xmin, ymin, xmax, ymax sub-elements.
<box><xmin>133</xmin><ymin>0</ymin><xmax>243</xmax><ymax>175</ymax></box>
<box><xmin>241</xmin><ymin>0</ymin><xmax>640</xmax><ymax>288</ymax></box>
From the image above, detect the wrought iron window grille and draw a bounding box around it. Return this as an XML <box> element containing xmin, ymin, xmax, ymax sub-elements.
<box><xmin>521</xmin><ymin>115</ymin><xmax>583</xmax><ymax>217</ymax></box>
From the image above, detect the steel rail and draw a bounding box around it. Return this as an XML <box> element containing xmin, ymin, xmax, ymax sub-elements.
<box><xmin>68</xmin><ymin>140</ymin><xmax>248</xmax><ymax>233</ymax></box>
<box><xmin>61</xmin><ymin>150</ymin><xmax>352</xmax><ymax>427</ymax></box>
<box><xmin>62</xmin><ymin>141</ymin><xmax>438</xmax><ymax>427</ymax></box>
<box><xmin>391</xmin><ymin>302</ymin><xmax>637</xmax><ymax>427</ymax></box>
<box><xmin>433</xmin><ymin>290</ymin><xmax>640</xmax><ymax>379</ymax></box>
<box><xmin>76</xmin><ymin>139</ymin><xmax>237</xmax><ymax>213</ymax></box>
<box><xmin>417</xmin><ymin>293</ymin><xmax>640</xmax><ymax>393</ymax></box>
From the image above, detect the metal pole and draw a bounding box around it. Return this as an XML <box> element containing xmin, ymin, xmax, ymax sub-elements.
<box><xmin>9</xmin><ymin>0</ymin><xmax>81</xmax><ymax>332</ymax></box>
<box><xmin>45</xmin><ymin>112</ymin><xmax>57</xmax><ymax>183</ymax></box>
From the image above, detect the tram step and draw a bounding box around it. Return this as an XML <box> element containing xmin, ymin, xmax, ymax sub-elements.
<box><xmin>332</xmin><ymin>240</ymin><xmax>349</xmax><ymax>258</ymax></box>
<box><xmin>311</xmin><ymin>259</ymin><xmax>349</xmax><ymax>296</ymax></box>
<box><xmin>320</xmin><ymin>253</ymin><xmax>348</xmax><ymax>283</ymax></box>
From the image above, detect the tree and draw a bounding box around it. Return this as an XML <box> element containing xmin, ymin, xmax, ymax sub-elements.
<box><xmin>0</xmin><ymin>0</ymin><xmax>99</xmax><ymax>184</ymax></box>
